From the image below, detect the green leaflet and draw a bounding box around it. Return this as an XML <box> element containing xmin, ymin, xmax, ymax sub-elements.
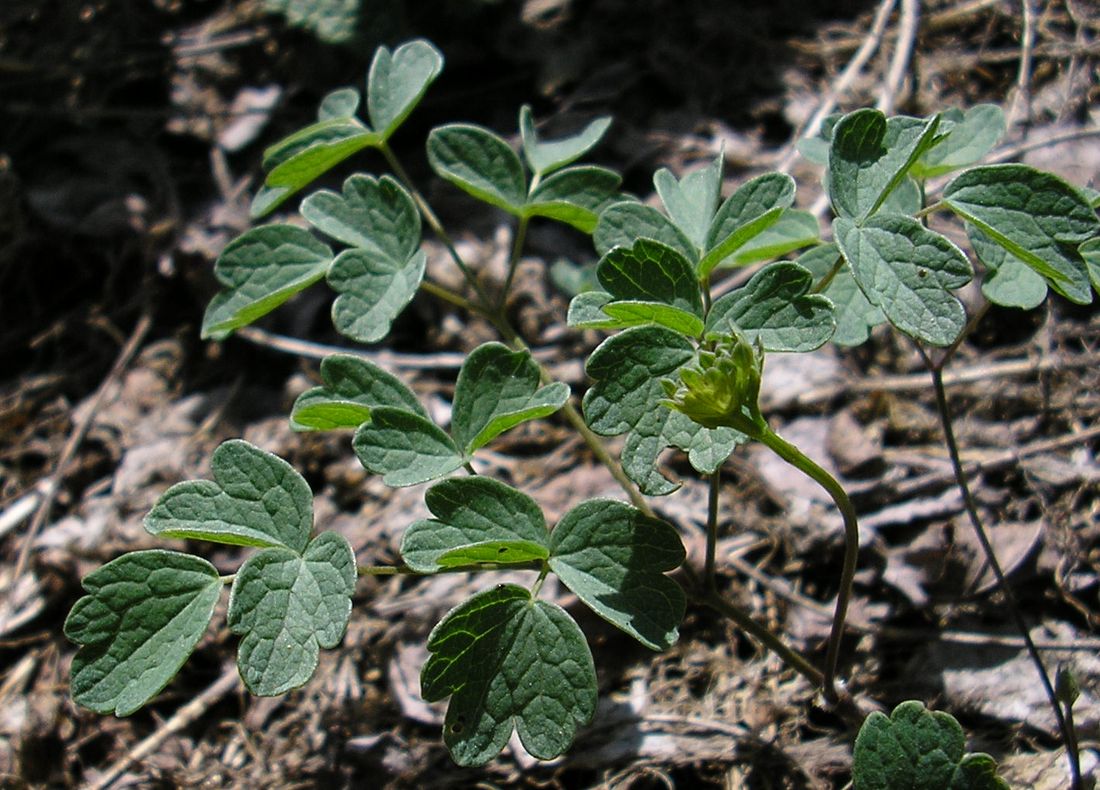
<box><xmin>911</xmin><ymin>105</ymin><xmax>1005</xmax><ymax>179</ymax></box>
<box><xmin>654</xmin><ymin>155</ymin><xmax>723</xmax><ymax>252</ymax></box>
<box><xmin>828</xmin><ymin>110</ymin><xmax>941</xmax><ymax>221</ymax></box>
<box><xmin>421</xmin><ymin>584</ymin><xmax>597</xmax><ymax>766</ymax></box>
<box><xmin>596</xmin><ymin>238</ymin><xmax>705</xmax><ymax>327</ymax></box>
<box><xmin>520</xmin><ymin>105</ymin><xmax>612</xmax><ymax>177</ymax></box>
<box><xmin>943</xmin><ymin>164</ymin><xmax>1098</xmax><ymax>304</ymax></box>
<box><xmin>427</xmin><ymin>123</ymin><xmax>527</xmax><ymax>213</ymax></box>
<box><xmin>228</xmin><ymin>531</ymin><xmax>356</xmax><ymax>696</ymax></box>
<box><xmin>834</xmin><ymin>214</ymin><xmax>972</xmax><ymax>347</ymax></box>
<box><xmin>798</xmin><ymin>243</ymin><xmax>884</xmax><ymax>347</ymax></box>
<box><xmin>301</xmin><ymin>174</ymin><xmax>420</xmax><ymax>263</ymax></box>
<box><xmin>146</xmin><ymin>440</ymin><xmax>313</xmax><ymax>552</ymax></box>
<box><xmin>706</xmin><ymin>261</ymin><xmax>835</xmax><ymax>352</ymax></box>
<box><xmin>65</xmin><ymin>550</ymin><xmax>221</xmax><ymax>716</ymax></box>
<box><xmin>700</xmin><ymin>172</ymin><xmax>796</xmax><ymax>275</ymax></box>
<box><xmin>549</xmin><ymin>500</ymin><xmax>685</xmax><ymax>650</ymax></box>
<box><xmin>583</xmin><ymin>326</ymin><xmax>736</xmax><ymax>494</ymax></box>
<box><xmin>720</xmin><ymin>208</ymin><xmax>820</xmax><ymax>268</ymax></box>
<box><xmin>1081</xmin><ymin>238</ymin><xmax>1100</xmax><ymax>292</ymax></box>
<box><xmin>317</xmin><ymin>87</ymin><xmax>360</xmax><ymax>120</ymax></box>
<box><xmin>352</xmin><ymin>406</ymin><xmax>464</xmax><ymax>487</ymax></box>
<box><xmin>853</xmin><ymin>701</ymin><xmax>1009</xmax><ymax>790</ymax></box>
<box><xmin>327</xmin><ymin>248</ymin><xmax>427</xmax><ymax>343</ymax></box>
<box><xmin>291</xmin><ymin>353</ymin><xmax>426</xmax><ymax>431</ymax></box>
<box><xmin>261</xmin><ymin>117</ymin><xmax>375</xmax><ymax>178</ymax></box>
<box><xmin>524</xmin><ymin>165</ymin><xmax>622</xmax><ymax>233</ymax></box>
<box><xmin>201</xmin><ymin>225</ymin><xmax>333</xmax><ymax>340</ymax></box>
<box><xmin>450</xmin><ymin>343</ymin><xmax>569</xmax><ymax>455</ymax></box>
<box><xmin>566</xmin><ymin>291</ymin><xmax>620</xmax><ymax>329</ymax></box>
<box><xmin>968</xmin><ymin>224</ymin><xmax>1047</xmax><ymax>310</ymax></box>
<box><xmin>599</xmin><ymin>302</ymin><xmax>705</xmax><ymax>337</ymax></box>
<box><xmin>400</xmin><ymin>477</ymin><xmax>550</xmax><ymax>572</ymax></box>
<box><xmin>367</xmin><ymin>39</ymin><xmax>444</xmax><ymax>141</ymax></box>
<box><xmin>593</xmin><ymin>201</ymin><xmax>698</xmax><ymax>263</ymax></box>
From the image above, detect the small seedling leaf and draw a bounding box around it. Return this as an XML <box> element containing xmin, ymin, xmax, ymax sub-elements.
<box><xmin>706</xmin><ymin>261</ymin><xmax>835</xmax><ymax>352</ymax></box>
<box><xmin>912</xmin><ymin>104</ymin><xmax>1005</xmax><ymax>179</ymax></box>
<box><xmin>798</xmin><ymin>243</ymin><xmax>885</xmax><ymax>346</ymax></box>
<box><xmin>451</xmin><ymin>343</ymin><xmax>569</xmax><ymax>455</ymax></box>
<box><xmin>853</xmin><ymin>700</ymin><xmax>1009</xmax><ymax>790</ymax></box>
<box><xmin>943</xmin><ymin>164</ymin><xmax>1098</xmax><ymax>304</ymax></box>
<box><xmin>968</xmin><ymin>224</ymin><xmax>1048</xmax><ymax>310</ymax></box>
<box><xmin>328</xmin><ymin>249</ymin><xmax>427</xmax><ymax>343</ymax></box>
<box><xmin>291</xmin><ymin>354</ymin><xmax>426</xmax><ymax>431</ymax></box>
<box><xmin>66</xmin><ymin>550</ymin><xmax>221</xmax><ymax>716</ymax></box>
<box><xmin>421</xmin><ymin>584</ymin><xmax>597</xmax><ymax>766</ymax></box>
<box><xmin>146</xmin><ymin>440</ymin><xmax>313</xmax><ymax>552</ymax></box>
<box><xmin>524</xmin><ymin>165</ymin><xmax>622</xmax><ymax>233</ymax></box>
<box><xmin>317</xmin><ymin>87</ymin><xmax>360</xmax><ymax>120</ymax></box>
<box><xmin>367</xmin><ymin>39</ymin><xmax>444</xmax><ymax>141</ymax></box>
<box><xmin>834</xmin><ymin>214</ymin><xmax>972</xmax><ymax>347</ymax></box>
<box><xmin>519</xmin><ymin>105</ymin><xmax>612</xmax><ymax>176</ymax></box>
<box><xmin>829</xmin><ymin>110</ymin><xmax>940</xmax><ymax>220</ymax></box>
<box><xmin>301</xmin><ymin>174</ymin><xmax>420</xmax><ymax>263</ymax></box>
<box><xmin>593</xmin><ymin>201</ymin><xmax>698</xmax><ymax>263</ymax></box>
<box><xmin>202</xmin><ymin>225</ymin><xmax>333</xmax><ymax>339</ymax></box>
<box><xmin>549</xmin><ymin>500</ymin><xmax>685</xmax><ymax>650</ymax></box>
<box><xmin>352</xmin><ymin>406</ymin><xmax>464</xmax><ymax>486</ymax></box>
<box><xmin>583</xmin><ymin>326</ymin><xmax>732</xmax><ymax>494</ymax></box>
<box><xmin>427</xmin><ymin>124</ymin><xmax>527</xmax><ymax>213</ymax></box>
<box><xmin>596</xmin><ymin>239</ymin><xmax>704</xmax><ymax>319</ymax></box>
<box><xmin>228</xmin><ymin>531</ymin><xmax>355</xmax><ymax>696</ymax></box>
<box><xmin>654</xmin><ymin>155</ymin><xmax>723</xmax><ymax>251</ymax></box>
<box><xmin>400</xmin><ymin>477</ymin><xmax>549</xmax><ymax>572</ymax></box>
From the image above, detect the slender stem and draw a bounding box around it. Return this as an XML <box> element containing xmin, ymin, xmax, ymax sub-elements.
<box><xmin>700</xmin><ymin>590</ymin><xmax>824</xmax><ymax>689</ymax></box>
<box><xmin>420</xmin><ymin>279</ymin><xmax>486</xmax><ymax>316</ymax></box>
<box><xmin>756</xmin><ymin>426</ymin><xmax>859</xmax><ymax>706</ymax></box>
<box><xmin>705</xmin><ymin>469</ymin><xmax>721</xmax><ymax>592</ymax></box>
<box><xmin>530</xmin><ymin>562</ymin><xmax>550</xmax><ymax>598</ymax></box>
<box><xmin>357</xmin><ymin>560</ymin><xmax>544</xmax><ymax>577</ymax></box>
<box><xmin>928</xmin><ymin>364</ymin><xmax>1080</xmax><ymax>789</ymax></box>
<box><xmin>220</xmin><ymin>574</ymin><xmax>236</xmax><ymax>585</ymax></box>
<box><xmin>463</xmin><ymin>461</ymin><xmax>478</xmax><ymax>475</ymax></box>
<box><xmin>559</xmin><ymin>400</ymin><xmax>653</xmax><ymax>515</ymax></box>
<box><xmin>810</xmin><ymin>255</ymin><xmax>845</xmax><ymax>294</ymax></box>
<box><xmin>913</xmin><ymin>200</ymin><xmax>947</xmax><ymax>220</ymax></box>
<box><xmin>497</xmin><ymin>215</ymin><xmax>529</xmax><ymax>314</ymax></box>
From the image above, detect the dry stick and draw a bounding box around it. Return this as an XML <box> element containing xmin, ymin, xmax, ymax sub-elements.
<box><xmin>1006</xmin><ymin>0</ymin><xmax>1037</xmax><ymax>130</ymax></box>
<box><xmin>927</xmin><ymin>362</ymin><xmax>1082</xmax><ymax>790</ymax></box>
<box><xmin>986</xmin><ymin>126</ymin><xmax>1100</xmax><ymax>164</ymax></box>
<box><xmin>776</xmin><ymin>0</ymin><xmax>898</xmax><ymax>174</ymax></box>
<box><xmin>88</xmin><ymin>666</ymin><xmax>241</xmax><ymax>790</ymax></box>
<box><xmin>10</xmin><ymin>313</ymin><xmax>153</xmax><ymax>583</ymax></box>
<box><xmin>876</xmin><ymin>0</ymin><xmax>919</xmax><ymax>114</ymax></box>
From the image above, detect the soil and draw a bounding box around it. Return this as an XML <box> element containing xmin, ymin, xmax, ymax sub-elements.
<box><xmin>2</xmin><ymin>0</ymin><xmax>1099</xmax><ymax>787</ymax></box>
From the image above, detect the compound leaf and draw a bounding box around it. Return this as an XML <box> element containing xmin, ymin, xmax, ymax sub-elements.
<box><xmin>549</xmin><ymin>500</ymin><xmax>685</xmax><ymax>650</ymax></box>
<box><xmin>798</xmin><ymin>243</ymin><xmax>885</xmax><ymax>346</ymax></box>
<box><xmin>829</xmin><ymin>110</ymin><xmax>940</xmax><ymax>221</ymax></box>
<box><xmin>352</xmin><ymin>406</ymin><xmax>463</xmax><ymax>486</ymax></box>
<box><xmin>706</xmin><ymin>261</ymin><xmax>834</xmax><ymax>352</ymax></box>
<box><xmin>327</xmin><ymin>248</ymin><xmax>427</xmax><ymax>343</ymax></box>
<box><xmin>968</xmin><ymin>224</ymin><xmax>1047</xmax><ymax>310</ymax></box>
<box><xmin>427</xmin><ymin>124</ymin><xmax>526</xmax><ymax>213</ymax></box>
<box><xmin>943</xmin><ymin>164</ymin><xmax>1097</xmax><ymax>304</ymax></box>
<box><xmin>596</xmin><ymin>239</ymin><xmax>704</xmax><ymax>319</ymax></box>
<box><xmin>583</xmin><ymin>326</ymin><xmax>727</xmax><ymax>494</ymax></box>
<box><xmin>400</xmin><ymin>477</ymin><xmax>549</xmax><ymax>572</ymax></box>
<box><xmin>700</xmin><ymin>172</ymin><xmax>796</xmax><ymax>275</ymax></box>
<box><xmin>291</xmin><ymin>353</ymin><xmax>426</xmax><ymax>431</ymax></box>
<box><xmin>520</xmin><ymin>104</ymin><xmax>612</xmax><ymax>177</ymax></box>
<box><xmin>853</xmin><ymin>701</ymin><xmax>1009</xmax><ymax>790</ymax></box>
<box><xmin>593</xmin><ymin>201</ymin><xmax>697</xmax><ymax>263</ymax></box>
<box><xmin>228</xmin><ymin>531</ymin><xmax>355</xmax><ymax>696</ymax></box>
<box><xmin>202</xmin><ymin>225</ymin><xmax>333</xmax><ymax>339</ymax></box>
<box><xmin>654</xmin><ymin>155</ymin><xmax>723</xmax><ymax>251</ymax></box>
<box><xmin>367</xmin><ymin>39</ymin><xmax>443</xmax><ymax>141</ymax></box>
<box><xmin>421</xmin><ymin>584</ymin><xmax>597</xmax><ymax>766</ymax></box>
<box><xmin>524</xmin><ymin>165</ymin><xmax>622</xmax><ymax>233</ymax></box>
<box><xmin>912</xmin><ymin>104</ymin><xmax>1005</xmax><ymax>179</ymax></box>
<box><xmin>835</xmin><ymin>214</ymin><xmax>972</xmax><ymax>347</ymax></box>
<box><xmin>451</xmin><ymin>343</ymin><xmax>569</xmax><ymax>455</ymax></box>
<box><xmin>301</xmin><ymin>174</ymin><xmax>420</xmax><ymax>263</ymax></box>
<box><xmin>146</xmin><ymin>440</ymin><xmax>313</xmax><ymax>552</ymax></box>
<box><xmin>66</xmin><ymin>550</ymin><xmax>221</xmax><ymax>716</ymax></box>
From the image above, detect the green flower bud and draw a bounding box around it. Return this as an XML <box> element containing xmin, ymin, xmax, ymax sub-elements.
<box><xmin>660</xmin><ymin>332</ymin><xmax>766</xmax><ymax>435</ymax></box>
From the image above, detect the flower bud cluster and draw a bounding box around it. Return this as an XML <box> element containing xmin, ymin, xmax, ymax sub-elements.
<box><xmin>660</xmin><ymin>332</ymin><xmax>767</xmax><ymax>436</ymax></box>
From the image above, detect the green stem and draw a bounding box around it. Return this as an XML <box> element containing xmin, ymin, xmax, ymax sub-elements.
<box><xmin>810</xmin><ymin>255</ymin><xmax>845</xmax><ymax>294</ymax></box>
<box><xmin>913</xmin><ymin>200</ymin><xmax>947</xmax><ymax>220</ymax></box>
<box><xmin>220</xmin><ymin>574</ymin><xmax>236</xmax><ymax>585</ymax></box>
<box><xmin>705</xmin><ymin>469</ymin><xmax>720</xmax><ymax>592</ymax></box>
<box><xmin>463</xmin><ymin>461</ymin><xmax>478</xmax><ymax>475</ymax></box>
<box><xmin>530</xmin><ymin>562</ymin><xmax>550</xmax><ymax>598</ymax></box>
<box><xmin>420</xmin><ymin>279</ymin><xmax>486</xmax><ymax>316</ymax></box>
<box><xmin>928</xmin><ymin>364</ymin><xmax>1081</xmax><ymax>790</ymax></box>
<box><xmin>497</xmin><ymin>214</ymin><xmax>529</xmax><ymax>315</ymax></box>
<box><xmin>757</xmin><ymin>425</ymin><xmax>858</xmax><ymax>706</ymax></box>
<box><xmin>357</xmin><ymin>560</ymin><xmax>544</xmax><ymax>577</ymax></box>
